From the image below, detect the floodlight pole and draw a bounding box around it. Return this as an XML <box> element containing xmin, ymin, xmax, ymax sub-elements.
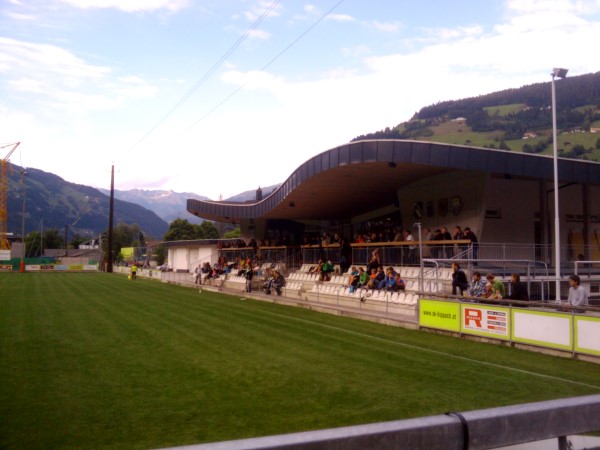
<box><xmin>19</xmin><ymin>169</ymin><xmax>26</xmax><ymax>273</ymax></box>
<box><xmin>551</xmin><ymin>68</ymin><xmax>567</xmax><ymax>302</ymax></box>
<box><xmin>414</xmin><ymin>222</ymin><xmax>423</xmax><ymax>293</ymax></box>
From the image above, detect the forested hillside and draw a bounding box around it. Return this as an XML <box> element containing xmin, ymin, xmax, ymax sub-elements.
<box><xmin>353</xmin><ymin>71</ymin><xmax>600</xmax><ymax>160</ymax></box>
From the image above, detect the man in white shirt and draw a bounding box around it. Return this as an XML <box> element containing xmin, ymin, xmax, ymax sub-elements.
<box><xmin>567</xmin><ymin>274</ymin><xmax>588</xmax><ymax>309</ymax></box>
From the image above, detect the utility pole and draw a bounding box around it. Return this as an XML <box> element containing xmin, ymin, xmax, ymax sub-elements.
<box><xmin>107</xmin><ymin>164</ymin><xmax>114</xmax><ymax>273</ymax></box>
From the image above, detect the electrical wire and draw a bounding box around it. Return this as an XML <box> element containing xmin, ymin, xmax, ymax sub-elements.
<box><xmin>180</xmin><ymin>0</ymin><xmax>346</xmax><ymax>136</ymax></box>
<box><xmin>127</xmin><ymin>0</ymin><xmax>282</xmax><ymax>152</ymax></box>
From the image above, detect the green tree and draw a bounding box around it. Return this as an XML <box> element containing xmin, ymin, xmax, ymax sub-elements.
<box><xmin>223</xmin><ymin>227</ymin><xmax>241</xmax><ymax>239</ymax></box>
<box><xmin>25</xmin><ymin>231</ymin><xmax>42</xmax><ymax>257</ymax></box>
<box><xmin>164</xmin><ymin>218</ymin><xmax>197</xmax><ymax>241</ymax></box>
<box><xmin>101</xmin><ymin>222</ymin><xmax>143</xmax><ymax>264</ymax></box>
<box><xmin>196</xmin><ymin>221</ymin><xmax>219</xmax><ymax>239</ymax></box>
<box><xmin>153</xmin><ymin>245</ymin><xmax>167</xmax><ymax>265</ymax></box>
<box><xmin>24</xmin><ymin>228</ymin><xmax>65</xmax><ymax>257</ymax></box>
<box><xmin>69</xmin><ymin>234</ymin><xmax>88</xmax><ymax>249</ymax></box>
<box><xmin>43</xmin><ymin>228</ymin><xmax>65</xmax><ymax>250</ymax></box>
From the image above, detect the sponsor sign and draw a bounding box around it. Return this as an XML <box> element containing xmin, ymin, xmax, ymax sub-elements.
<box><xmin>0</xmin><ymin>249</ymin><xmax>11</xmax><ymax>260</ymax></box>
<box><xmin>419</xmin><ymin>299</ymin><xmax>461</xmax><ymax>332</ymax></box>
<box><xmin>0</xmin><ymin>264</ymin><xmax>13</xmax><ymax>271</ymax></box>
<box><xmin>461</xmin><ymin>305</ymin><xmax>510</xmax><ymax>340</ymax></box>
<box><xmin>512</xmin><ymin>309</ymin><xmax>572</xmax><ymax>350</ymax></box>
<box><xmin>574</xmin><ymin>316</ymin><xmax>600</xmax><ymax>357</ymax></box>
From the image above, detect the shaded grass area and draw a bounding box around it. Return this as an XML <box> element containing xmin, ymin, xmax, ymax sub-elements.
<box><xmin>1</xmin><ymin>273</ymin><xmax>599</xmax><ymax>449</ymax></box>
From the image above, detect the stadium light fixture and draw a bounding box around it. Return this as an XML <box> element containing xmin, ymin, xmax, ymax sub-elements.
<box><xmin>551</xmin><ymin>67</ymin><xmax>567</xmax><ymax>302</ymax></box>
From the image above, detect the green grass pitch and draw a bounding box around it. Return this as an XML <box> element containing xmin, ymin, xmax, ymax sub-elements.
<box><xmin>1</xmin><ymin>273</ymin><xmax>599</xmax><ymax>449</ymax></box>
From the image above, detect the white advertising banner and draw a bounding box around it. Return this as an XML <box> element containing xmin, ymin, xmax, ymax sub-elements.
<box><xmin>512</xmin><ymin>310</ymin><xmax>572</xmax><ymax>350</ymax></box>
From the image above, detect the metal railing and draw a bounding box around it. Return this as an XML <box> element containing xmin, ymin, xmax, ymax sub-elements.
<box><xmin>160</xmin><ymin>394</ymin><xmax>600</xmax><ymax>450</ymax></box>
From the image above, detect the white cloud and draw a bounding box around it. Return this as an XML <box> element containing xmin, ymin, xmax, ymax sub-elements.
<box><xmin>0</xmin><ymin>37</ymin><xmax>158</xmax><ymax>116</ymax></box>
<box><xmin>247</xmin><ymin>29</ymin><xmax>271</xmax><ymax>40</ymax></box>
<box><xmin>56</xmin><ymin>0</ymin><xmax>190</xmax><ymax>13</ymax></box>
<box><xmin>327</xmin><ymin>13</ymin><xmax>355</xmax><ymax>22</ymax></box>
<box><xmin>242</xmin><ymin>0</ymin><xmax>283</xmax><ymax>22</ymax></box>
<box><xmin>370</xmin><ymin>20</ymin><xmax>403</xmax><ymax>33</ymax></box>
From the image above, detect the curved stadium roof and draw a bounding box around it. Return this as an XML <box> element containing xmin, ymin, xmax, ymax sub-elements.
<box><xmin>187</xmin><ymin>140</ymin><xmax>600</xmax><ymax>223</ymax></box>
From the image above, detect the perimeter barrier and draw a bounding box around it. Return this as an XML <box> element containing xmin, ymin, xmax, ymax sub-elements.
<box><xmin>159</xmin><ymin>394</ymin><xmax>600</xmax><ymax>450</ymax></box>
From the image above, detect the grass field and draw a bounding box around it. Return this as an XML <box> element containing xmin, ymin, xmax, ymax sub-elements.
<box><xmin>1</xmin><ymin>273</ymin><xmax>600</xmax><ymax>450</ymax></box>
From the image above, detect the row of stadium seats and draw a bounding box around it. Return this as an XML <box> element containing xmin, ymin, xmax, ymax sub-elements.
<box><xmin>308</xmin><ymin>284</ymin><xmax>418</xmax><ymax>305</ymax></box>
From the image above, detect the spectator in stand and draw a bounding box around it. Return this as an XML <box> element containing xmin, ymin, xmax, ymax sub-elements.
<box><xmin>368</xmin><ymin>266</ymin><xmax>385</xmax><ymax>289</ymax></box>
<box><xmin>378</xmin><ymin>267</ymin><xmax>397</xmax><ymax>291</ymax></box>
<box><xmin>567</xmin><ymin>274</ymin><xmax>588</xmax><ymax>310</ymax></box>
<box><xmin>357</xmin><ymin>267</ymin><xmax>369</xmax><ymax>289</ymax></box>
<box><xmin>468</xmin><ymin>271</ymin><xmax>486</xmax><ymax>298</ymax></box>
<box><xmin>432</xmin><ymin>229</ymin><xmax>443</xmax><ymax>259</ymax></box>
<box><xmin>365</xmin><ymin>268</ymin><xmax>377</xmax><ymax>289</ymax></box>
<box><xmin>453</xmin><ymin>226</ymin><xmax>467</xmax><ymax>257</ymax></box>
<box><xmin>394</xmin><ymin>272</ymin><xmax>406</xmax><ymax>290</ymax></box>
<box><xmin>403</xmin><ymin>230</ymin><xmax>416</xmax><ymax>264</ymax></box>
<box><xmin>348</xmin><ymin>267</ymin><xmax>360</xmax><ymax>294</ymax></box>
<box><xmin>393</xmin><ymin>227</ymin><xmax>404</xmax><ymax>242</ymax></box>
<box><xmin>440</xmin><ymin>226</ymin><xmax>452</xmax><ymax>259</ymax></box>
<box><xmin>486</xmin><ymin>273</ymin><xmax>506</xmax><ymax>299</ymax></box>
<box><xmin>272</xmin><ymin>271</ymin><xmax>285</xmax><ymax>296</ymax></box>
<box><xmin>244</xmin><ymin>262</ymin><xmax>254</xmax><ymax>293</ymax></box>
<box><xmin>464</xmin><ymin>227</ymin><xmax>479</xmax><ymax>263</ymax></box>
<box><xmin>451</xmin><ymin>262</ymin><xmax>469</xmax><ymax>296</ymax></box>
<box><xmin>355</xmin><ymin>233</ymin><xmax>366</xmax><ymax>243</ymax></box>
<box><xmin>509</xmin><ymin>273</ymin><xmax>529</xmax><ymax>302</ymax></box>
<box><xmin>320</xmin><ymin>259</ymin><xmax>334</xmax><ymax>281</ymax></box>
<box><xmin>421</xmin><ymin>227</ymin><xmax>434</xmax><ymax>258</ymax></box>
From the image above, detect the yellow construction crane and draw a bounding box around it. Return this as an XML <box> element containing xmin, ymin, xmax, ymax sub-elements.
<box><xmin>1</xmin><ymin>142</ymin><xmax>21</xmax><ymax>250</ymax></box>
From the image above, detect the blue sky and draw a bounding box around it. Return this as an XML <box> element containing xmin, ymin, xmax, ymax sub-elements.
<box><xmin>1</xmin><ymin>0</ymin><xmax>599</xmax><ymax>200</ymax></box>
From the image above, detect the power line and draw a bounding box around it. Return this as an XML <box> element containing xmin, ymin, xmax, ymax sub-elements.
<box><xmin>128</xmin><ymin>0</ymin><xmax>282</xmax><ymax>152</ymax></box>
<box><xmin>180</xmin><ymin>0</ymin><xmax>347</xmax><ymax>136</ymax></box>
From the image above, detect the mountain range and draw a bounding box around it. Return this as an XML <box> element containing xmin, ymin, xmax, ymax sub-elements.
<box><xmin>6</xmin><ymin>166</ymin><xmax>170</xmax><ymax>240</ymax></box>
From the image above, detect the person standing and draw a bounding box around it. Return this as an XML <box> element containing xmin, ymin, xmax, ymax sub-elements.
<box><xmin>464</xmin><ymin>227</ymin><xmax>479</xmax><ymax>262</ymax></box>
<box><xmin>453</xmin><ymin>226</ymin><xmax>467</xmax><ymax>257</ymax></box>
<box><xmin>567</xmin><ymin>275</ymin><xmax>588</xmax><ymax>309</ymax></box>
<box><xmin>130</xmin><ymin>263</ymin><xmax>138</xmax><ymax>280</ymax></box>
<box><xmin>244</xmin><ymin>263</ymin><xmax>254</xmax><ymax>293</ymax></box>
<box><xmin>441</xmin><ymin>226</ymin><xmax>452</xmax><ymax>259</ymax></box>
<box><xmin>194</xmin><ymin>264</ymin><xmax>202</xmax><ymax>284</ymax></box>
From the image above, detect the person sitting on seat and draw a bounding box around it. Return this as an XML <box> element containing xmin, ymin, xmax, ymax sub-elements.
<box><xmin>271</xmin><ymin>271</ymin><xmax>286</xmax><ymax>296</ymax></box>
<box><xmin>378</xmin><ymin>267</ymin><xmax>397</xmax><ymax>291</ymax></box>
<box><xmin>451</xmin><ymin>262</ymin><xmax>468</xmax><ymax>296</ymax></box>
<box><xmin>348</xmin><ymin>267</ymin><xmax>360</xmax><ymax>293</ymax></box>
<box><xmin>320</xmin><ymin>259</ymin><xmax>334</xmax><ymax>281</ymax></box>
<box><xmin>485</xmin><ymin>273</ymin><xmax>506</xmax><ymax>299</ymax></box>
<box><xmin>468</xmin><ymin>271</ymin><xmax>485</xmax><ymax>298</ymax></box>
<box><xmin>368</xmin><ymin>266</ymin><xmax>385</xmax><ymax>289</ymax></box>
<box><xmin>356</xmin><ymin>267</ymin><xmax>369</xmax><ymax>290</ymax></box>
<box><xmin>509</xmin><ymin>273</ymin><xmax>529</xmax><ymax>301</ymax></box>
<box><xmin>394</xmin><ymin>272</ymin><xmax>406</xmax><ymax>291</ymax></box>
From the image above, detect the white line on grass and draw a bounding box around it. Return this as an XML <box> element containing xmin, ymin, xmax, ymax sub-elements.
<box><xmin>259</xmin><ymin>308</ymin><xmax>600</xmax><ymax>391</ymax></box>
